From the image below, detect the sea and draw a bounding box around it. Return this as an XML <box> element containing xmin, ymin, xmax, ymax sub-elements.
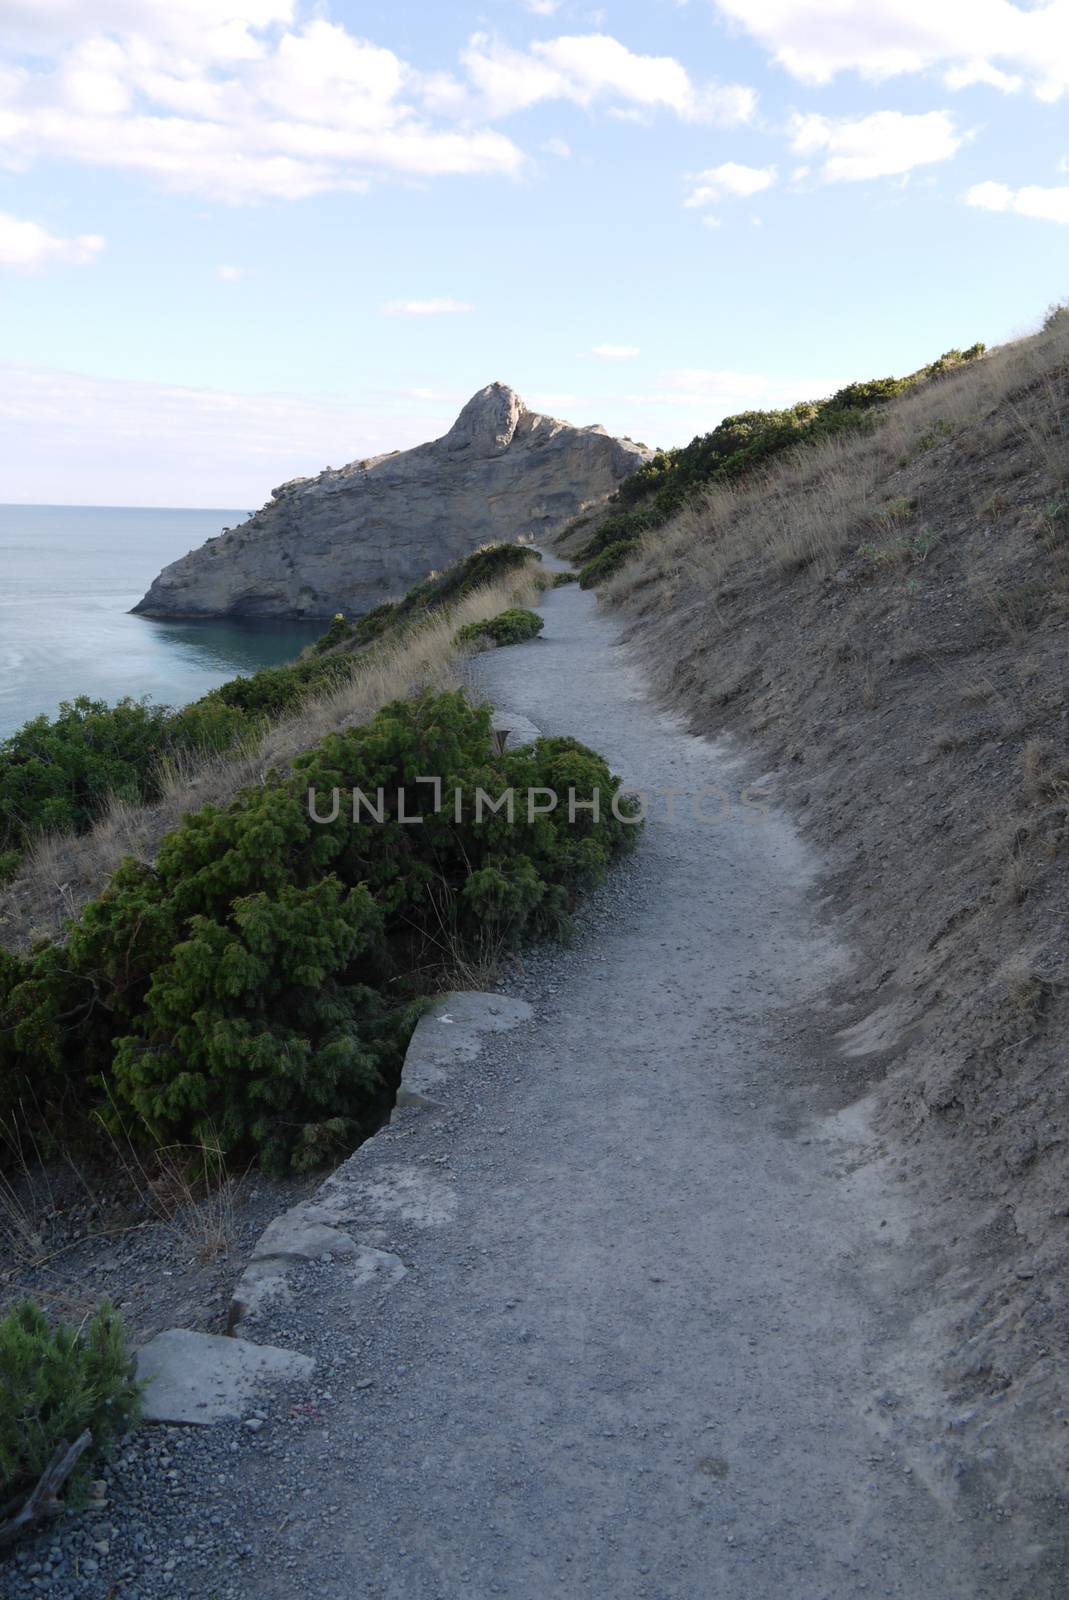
<box><xmin>0</xmin><ymin>504</ymin><xmax>325</xmax><ymax>741</ymax></box>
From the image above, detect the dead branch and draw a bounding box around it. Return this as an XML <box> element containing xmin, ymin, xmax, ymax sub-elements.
<box><xmin>0</xmin><ymin>1429</ymin><xmax>92</xmax><ymax>1547</ymax></box>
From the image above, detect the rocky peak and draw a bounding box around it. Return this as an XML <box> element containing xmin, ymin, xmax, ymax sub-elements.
<box><xmin>445</xmin><ymin>383</ymin><xmax>526</xmax><ymax>456</ymax></box>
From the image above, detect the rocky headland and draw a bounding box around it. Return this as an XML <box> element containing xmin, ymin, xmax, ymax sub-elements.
<box><xmin>132</xmin><ymin>383</ymin><xmax>648</xmax><ymax>620</ymax></box>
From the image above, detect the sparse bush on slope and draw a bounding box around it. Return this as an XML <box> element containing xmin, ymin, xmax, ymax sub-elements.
<box><xmin>567</xmin><ymin>345</ymin><xmax>986</xmax><ymax>586</ymax></box>
<box><xmin>455</xmin><ymin>608</ymin><xmax>544</xmax><ymax>648</ymax></box>
<box><xmin>321</xmin><ymin>543</ymin><xmax>543</xmax><ymax>652</ymax></box>
<box><xmin>578</xmin><ymin>542</ymin><xmax>641</xmax><ymax>590</ymax></box>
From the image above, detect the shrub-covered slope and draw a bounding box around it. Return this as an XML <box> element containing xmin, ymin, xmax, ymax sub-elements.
<box><xmin>561</xmin><ymin>345</ymin><xmax>986</xmax><ymax>588</ymax></box>
<box><xmin>0</xmin><ymin>691</ymin><xmax>636</xmax><ymax>1176</ymax></box>
<box><xmin>0</xmin><ymin>545</ymin><xmax>544</xmax><ymax>886</ymax></box>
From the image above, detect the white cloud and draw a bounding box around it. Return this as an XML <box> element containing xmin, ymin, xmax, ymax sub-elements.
<box><xmin>0</xmin><ymin>359</ymin><xmax>460</xmax><ymax>506</ymax></box>
<box><xmin>524</xmin><ymin>0</ymin><xmax>563</xmax><ymax>14</ymax></box>
<box><xmin>684</xmin><ymin>161</ymin><xmax>776</xmax><ymax>207</ymax></box>
<box><xmin>789</xmin><ymin>110</ymin><xmax>966</xmax><ymax>182</ymax></box>
<box><xmin>0</xmin><ymin>2</ymin><xmax>294</xmax><ymax>57</ymax></box>
<box><xmin>944</xmin><ymin>59</ymin><xmax>1023</xmax><ymax>93</ymax></box>
<box><xmin>381</xmin><ymin>297</ymin><xmax>474</xmax><ymax>316</ymax></box>
<box><xmin>0</xmin><ymin>10</ymin><xmax>525</xmax><ymax>202</ymax></box>
<box><xmin>711</xmin><ymin>1</ymin><xmax>1069</xmax><ymax>102</ymax></box>
<box><xmin>217</xmin><ymin>263</ymin><xmax>245</xmax><ymax>281</ymax></box>
<box><xmin>450</xmin><ymin>32</ymin><xmax>756</xmax><ymax>124</ymax></box>
<box><xmin>966</xmin><ymin>179</ymin><xmax>1069</xmax><ymax>222</ymax></box>
<box><xmin>0</xmin><ymin>211</ymin><xmax>103</xmax><ymax>270</ymax></box>
<box><xmin>0</xmin><ymin>13</ymin><xmax>762</xmax><ymax>201</ymax></box>
<box><xmin>541</xmin><ymin>136</ymin><xmax>572</xmax><ymax>157</ymax></box>
<box><xmin>591</xmin><ymin>343</ymin><xmax>640</xmax><ymax>359</ymax></box>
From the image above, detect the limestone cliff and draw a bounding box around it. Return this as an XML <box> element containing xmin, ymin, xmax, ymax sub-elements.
<box><xmin>133</xmin><ymin>383</ymin><xmax>649</xmax><ymax>620</ymax></box>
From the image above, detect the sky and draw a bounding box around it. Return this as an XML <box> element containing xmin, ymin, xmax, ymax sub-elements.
<box><xmin>0</xmin><ymin>0</ymin><xmax>1067</xmax><ymax>507</ymax></box>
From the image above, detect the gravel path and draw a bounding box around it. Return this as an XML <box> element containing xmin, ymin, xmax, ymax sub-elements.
<box><xmin>5</xmin><ymin>575</ymin><xmax>1057</xmax><ymax>1599</ymax></box>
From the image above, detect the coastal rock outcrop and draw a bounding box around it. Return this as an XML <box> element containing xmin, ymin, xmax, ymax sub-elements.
<box><xmin>133</xmin><ymin>383</ymin><xmax>649</xmax><ymax>620</ymax></box>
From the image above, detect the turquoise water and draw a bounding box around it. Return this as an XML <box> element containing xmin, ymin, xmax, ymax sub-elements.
<box><xmin>0</xmin><ymin>505</ymin><xmax>324</xmax><ymax>740</ymax></box>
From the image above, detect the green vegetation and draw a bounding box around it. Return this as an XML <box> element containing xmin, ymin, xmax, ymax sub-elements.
<box><xmin>455</xmin><ymin>608</ymin><xmax>544</xmax><ymax>649</ymax></box>
<box><xmin>578</xmin><ymin>542</ymin><xmax>640</xmax><ymax>590</ymax></box>
<box><xmin>552</xmin><ymin>570</ymin><xmax>579</xmax><ymax>587</ymax></box>
<box><xmin>323</xmin><ymin>543</ymin><xmax>542</xmax><ymax>652</ymax></box>
<box><xmin>0</xmin><ymin>696</ymin><xmax>244</xmax><ymax>870</ymax></box>
<box><xmin>0</xmin><ymin>544</ymin><xmax>544</xmax><ymax>876</ymax></box>
<box><xmin>570</xmin><ymin>346</ymin><xmax>987</xmax><ymax>587</ymax></box>
<box><xmin>0</xmin><ymin>692</ymin><xmax>638</xmax><ymax>1176</ymax></box>
<box><xmin>0</xmin><ymin>1299</ymin><xmax>139</xmax><ymax>1516</ymax></box>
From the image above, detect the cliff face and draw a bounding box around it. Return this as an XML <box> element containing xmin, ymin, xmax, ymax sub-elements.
<box><xmin>133</xmin><ymin>383</ymin><xmax>649</xmax><ymax>620</ymax></box>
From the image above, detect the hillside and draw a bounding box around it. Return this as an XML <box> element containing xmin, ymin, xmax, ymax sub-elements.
<box><xmin>581</xmin><ymin>311</ymin><xmax>1069</xmax><ymax>1499</ymax></box>
<box><xmin>132</xmin><ymin>384</ymin><xmax>648</xmax><ymax>621</ymax></box>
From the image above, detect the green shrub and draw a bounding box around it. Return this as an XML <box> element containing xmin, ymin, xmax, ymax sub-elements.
<box><xmin>0</xmin><ymin>692</ymin><xmax>638</xmax><ymax>1176</ymax></box>
<box><xmin>205</xmin><ymin>656</ymin><xmax>343</xmax><ymax>718</ymax></box>
<box><xmin>0</xmin><ymin>697</ymin><xmax>176</xmax><ymax>853</ymax></box>
<box><xmin>112</xmin><ymin>879</ymin><xmax>408</xmax><ymax>1175</ymax></box>
<box><xmin>455</xmin><ymin>608</ymin><xmax>544</xmax><ymax>648</ymax></box>
<box><xmin>0</xmin><ymin>1299</ymin><xmax>139</xmax><ymax>1518</ymax></box>
<box><xmin>312</xmin><ymin>614</ymin><xmax>355</xmax><ymax>654</ymax></box>
<box><xmin>579</xmin><ymin>542</ymin><xmax>640</xmax><ymax>589</ymax></box>
<box><xmin>0</xmin><ymin>693</ymin><xmax>251</xmax><ymax>863</ymax></box>
<box><xmin>351</xmin><ymin>544</ymin><xmax>542</xmax><ymax>648</ymax></box>
<box><xmin>552</xmin><ymin>571</ymin><xmax>579</xmax><ymax>587</ymax></box>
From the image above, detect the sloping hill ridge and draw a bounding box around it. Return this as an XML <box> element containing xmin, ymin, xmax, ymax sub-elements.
<box><xmin>133</xmin><ymin>383</ymin><xmax>648</xmax><ymax>620</ymax></box>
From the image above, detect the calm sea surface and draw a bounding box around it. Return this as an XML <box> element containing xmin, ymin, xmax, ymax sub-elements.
<box><xmin>0</xmin><ymin>505</ymin><xmax>324</xmax><ymax>740</ymax></box>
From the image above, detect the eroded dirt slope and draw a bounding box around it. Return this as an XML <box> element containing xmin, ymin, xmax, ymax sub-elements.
<box><xmin>602</xmin><ymin>319</ymin><xmax>1069</xmax><ymax>1497</ymax></box>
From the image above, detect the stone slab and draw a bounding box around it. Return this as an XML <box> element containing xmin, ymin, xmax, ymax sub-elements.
<box><xmin>136</xmin><ymin>1329</ymin><xmax>315</xmax><ymax>1425</ymax></box>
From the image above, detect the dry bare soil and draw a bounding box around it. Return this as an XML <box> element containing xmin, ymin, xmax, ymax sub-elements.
<box><xmin>581</xmin><ymin>318</ymin><xmax>1069</xmax><ymax>1503</ymax></box>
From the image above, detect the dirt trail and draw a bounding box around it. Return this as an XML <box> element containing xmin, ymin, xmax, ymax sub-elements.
<box><xmin>209</xmin><ymin>577</ymin><xmax>1056</xmax><ymax>1598</ymax></box>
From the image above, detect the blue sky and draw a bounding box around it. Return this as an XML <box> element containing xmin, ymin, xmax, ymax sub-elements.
<box><xmin>1</xmin><ymin>0</ymin><xmax>1067</xmax><ymax>506</ymax></box>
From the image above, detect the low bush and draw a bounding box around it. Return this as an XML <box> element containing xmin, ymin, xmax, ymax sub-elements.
<box><xmin>579</xmin><ymin>542</ymin><xmax>640</xmax><ymax>589</ymax></box>
<box><xmin>1</xmin><ymin>692</ymin><xmax>638</xmax><ymax>1176</ymax></box>
<box><xmin>455</xmin><ymin>608</ymin><xmax>544</xmax><ymax>649</ymax></box>
<box><xmin>552</xmin><ymin>571</ymin><xmax>579</xmax><ymax>587</ymax></box>
<box><xmin>0</xmin><ymin>1299</ymin><xmax>139</xmax><ymax>1528</ymax></box>
<box><xmin>312</xmin><ymin>614</ymin><xmax>354</xmax><ymax>654</ymax></box>
<box><xmin>0</xmin><ymin>698</ymin><xmax>180</xmax><ymax>854</ymax></box>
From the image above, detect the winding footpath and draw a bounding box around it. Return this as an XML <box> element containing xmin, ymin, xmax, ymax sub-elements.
<box><xmin>219</xmin><ymin>573</ymin><xmax>1038</xmax><ymax>1598</ymax></box>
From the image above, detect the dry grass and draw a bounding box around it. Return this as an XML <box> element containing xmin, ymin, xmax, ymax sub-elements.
<box><xmin>110</xmin><ymin>1131</ymin><xmax>242</xmax><ymax>1264</ymax></box>
<box><xmin>997</xmin><ymin>954</ymin><xmax>1049</xmax><ymax>1019</ymax></box>
<box><xmin>0</xmin><ymin>567</ymin><xmax>543</xmax><ymax>952</ymax></box>
<box><xmin>606</xmin><ymin>316</ymin><xmax>1069</xmax><ymax>615</ymax></box>
<box><xmin>0</xmin><ymin>1104</ymin><xmax>99</xmax><ymax>1268</ymax></box>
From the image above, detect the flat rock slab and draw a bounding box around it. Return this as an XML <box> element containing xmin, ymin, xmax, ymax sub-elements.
<box><xmin>397</xmin><ymin>991</ymin><xmax>533</xmax><ymax>1103</ymax></box>
<box><xmin>136</xmin><ymin>1329</ymin><xmax>315</xmax><ymax>1425</ymax></box>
